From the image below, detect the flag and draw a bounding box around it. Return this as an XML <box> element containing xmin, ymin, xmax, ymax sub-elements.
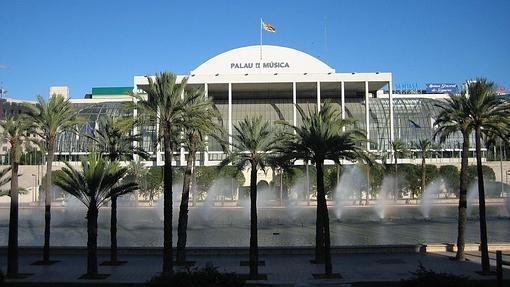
<box><xmin>262</xmin><ymin>20</ymin><xmax>276</xmax><ymax>32</ymax></box>
<box><xmin>408</xmin><ymin>119</ymin><xmax>421</xmax><ymax>128</ymax></box>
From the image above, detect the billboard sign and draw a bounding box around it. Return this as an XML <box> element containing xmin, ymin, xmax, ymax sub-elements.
<box><xmin>425</xmin><ymin>83</ymin><xmax>458</xmax><ymax>94</ymax></box>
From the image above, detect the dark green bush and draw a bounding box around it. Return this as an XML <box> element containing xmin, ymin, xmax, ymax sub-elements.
<box><xmin>401</xmin><ymin>263</ymin><xmax>471</xmax><ymax>287</ymax></box>
<box><xmin>148</xmin><ymin>265</ymin><xmax>245</xmax><ymax>287</ymax></box>
<box><xmin>439</xmin><ymin>165</ymin><xmax>460</xmax><ymax>196</ymax></box>
<box><xmin>467</xmin><ymin>165</ymin><xmax>496</xmax><ymax>183</ymax></box>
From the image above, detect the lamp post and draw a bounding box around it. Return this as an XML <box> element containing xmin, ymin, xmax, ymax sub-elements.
<box><xmin>32</xmin><ymin>173</ymin><xmax>37</xmax><ymax>203</ymax></box>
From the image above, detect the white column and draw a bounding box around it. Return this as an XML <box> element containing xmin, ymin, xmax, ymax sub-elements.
<box><xmin>340</xmin><ymin>81</ymin><xmax>345</xmax><ymax>120</ymax></box>
<box><xmin>389</xmin><ymin>80</ymin><xmax>394</xmax><ymax>143</ymax></box>
<box><xmin>131</xmin><ymin>85</ymin><xmax>139</xmax><ymax>161</ymax></box>
<box><xmin>340</xmin><ymin>81</ymin><xmax>345</xmax><ymax>164</ymax></box>
<box><xmin>180</xmin><ymin>89</ymin><xmax>185</xmax><ymax>166</ymax></box>
<box><xmin>204</xmin><ymin>83</ymin><xmax>209</xmax><ymax>166</ymax></box>
<box><xmin>228</xmin><ymin>83</ymin><xmax>233</xmax><ymax>149</ymax></box>
<box><xmin>292</xmin><ymin>82</ymin><xmax>297</xmax><ymax>128</ymax></box>
<box><xmin>317</xmin><ymin>82</ymin><xmax>321</xmax><ymax>112</ymax></box>
<box><xmin>365</xmin><ymin>81</ymin><xmax>370</xmax><ymax>150</ymax></box>
<box><xmin>156</xmin><ymin>107</ymin><xmax>161</xmax><ymax>166</ymax></box>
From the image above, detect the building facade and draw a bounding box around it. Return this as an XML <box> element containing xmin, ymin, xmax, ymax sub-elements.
<box><xmin>1</xmin><ymin>45</ymin><xmax>480</xmax><ymax>166</ymax></box>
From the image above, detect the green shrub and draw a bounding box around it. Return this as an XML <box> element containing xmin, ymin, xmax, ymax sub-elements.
<box><xmin>401</xmin><ymin>263</ymin><xmax>471</xmax><ymax>287</ymax></box>
<box><xmin>148</xmin><ymin>265</ymin><xmax>245</xmax><ymax>287</ymax></box>
<box><xmin>467</xmin><ymin>165</ymin><xmax>496</xmax><ymax>183</ymax></box>
<box><xmin>439</xmin><ymin>165</ymin><xmax>460</xmax><ymax>196</ymax></box>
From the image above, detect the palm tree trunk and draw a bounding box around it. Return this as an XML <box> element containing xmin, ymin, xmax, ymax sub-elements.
<box><xmin>249</xmin><ymin>161</ymin><xmax>259</xmax><ymax>279</ymax></box>
<box><xmin>162</xmin><ymin>130</ymin><xmax>174</xmax><ymax>275</ymax></box>
<box><xmin>475</xmin><ymin>127</ymin><xmax>490</xmax><ymax>272</ymax></box>
<box><xmin>43</xmin><ymin>140</ymin><xmax>54</xmax><ymax>263</ymax></box>
<box><xmin>87</xmin><ymin>204</ymin><xmax>99</xmax><ymax>277</ymax></box>
<box><xmin>7</xmin><ymin>154</ymin><xmax>19</xmax><ymax>277</ymax></box>
<box><xmin>176</xmin><ymin>147</ymin><xmax>195</xmax><ymax>265</ymax></box>
<box><xmin>421</xmin><ymin>155</ymin><xmax>426</xmax><ymax>199</ymax></box>
<box><xmin>314</xmin><ymin>185</ymin><xmax>325</xmax><ymax>263</ymax></box>
<box><xmin>455</xmin><ymin>132</ymin><xmax>469</xmax><ymax>261</ymax></box>
<box><xmin>316</xmin><ymin>161</ymin><xmax>332</xmax><ymax>275</ymax></box>
<box><xmin>366</xmin><ymin>167</ymin><xmax>370</xmax><ymax>206</ymax></box>
<box><xmin>394</xmin><ymin>156</ymin><xmax>398</xmax><ymax>201</ymax></box>
<box><xmin>109</xmin><ymin>195</ymin><xmax>118</xmax><ymax>263</ymax></box>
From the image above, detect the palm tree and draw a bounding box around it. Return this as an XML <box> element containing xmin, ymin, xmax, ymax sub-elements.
<box><xmin>280</xmin><ymin>101</ymin><xmax>370</xmax><ymax>276</ymax></box>
<box><xmin>131</xmin><ymin>72</ymin><xmax>201</xmax><ymax>275</ymax></box>
<box><xmin>25</xmin><ymin>94</ymin><xmax>80</xmax><ymax>264</ymax></box>
<box><xmin>1</xmin><ymin>116</ymin><xmax>34</xmax><ymax>277</ymax></box>
<box><xmin>463</xmin><ymin>79</ymin><xmax>510</xmax><ymax>272</ymax></box>
<box><xmin>54</xmin><ymin>154</ymin><xmax>137</xmax><ymax>278</ymax></box>
<box><xmin>89</xmin><ymin>115</ymin><xmax>148</xmax><ymax>265</ymax></box>
<box><xmin>126</xmin><ymin>160</ymin><xmax>149</xmax><ymax>204</ymax></box>
<box><xmin>176</xmin><ymin>89</ymin><xmax>225</xmax><ymax>265</ymax></box>
<box><xmin>220</xmin><ymin>116</ymin><xmax>280</xmax><ymax>279</ymax></box>
<box><xmin>390</xmin><ymin>139</ymin><xmax>407</xmax><ymax>201</ymax></box>
<box><xmin>415</xmin><ymin>139</ymin><xmax>433</xmax><ymax>199</ymax></box>
<box><xmin>0</xmin><ymin>166</ymin><xmax>11</xmax><ymax>197</ymax></box>
<box><xmin>435</xmin><ymin>92</ymin><xmax>472</xmax><ymax>261</ymax></box>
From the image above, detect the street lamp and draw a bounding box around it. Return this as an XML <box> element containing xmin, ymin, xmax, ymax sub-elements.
<box><xmin>31</xmin><ymin>174</ymin><xmax>37</xmax><ymax>203</ymax></box>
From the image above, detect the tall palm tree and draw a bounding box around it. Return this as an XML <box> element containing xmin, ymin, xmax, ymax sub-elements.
<box><xmin>131</xmin><ymin>72</ymin><xmax>201</xmax><ymax>275</ymax></box>
<box><xmin>176</xmin><ymin>89</ymin><xmax>225</xmax><ymax>265</ymax></box>
<box><xmin>415</xmin><ymin>139</ymin><xmax>433</xmax><ymax>198</ymax></box>
<box><xmin>1</xmin><ymin>116</ymin><xmax>34</xmax><ymax>277</ymax></box>
<box><xmin>463</xmin><ymin>79</ymin><xmax>510</xmax><ymax>271</ymax></box>
<box><xmin>280</xmin><ymin>101</ymin><xmax>370</xmax><ymax>276</ymax></box>
<box><xmin>25</xmin><ymin>94</ymin><xmax>80</xmax><ymax>264</ymax></box>
<box><xmin>220</xmin><ymin>116</ymin><xmax>280</xmax><ymax>279</ymax></box>
<box><xmin>54</xmin><ymin>154</ymin><xmax>137</xmax><ymax>278</ymax></box>
<box><xmin>390</xmin><ymin>139</ymin><xmax>407</xmax><ymax>201</ymax></box>
<box><xmin>89</xmin><ymin>115</ymin><xmax>149</xmax><ymax>265</ymax></box>
<box><xmin>435</xmin><ymin>92</ymin><xmax>472</xmax><ymax>261</ymax></box>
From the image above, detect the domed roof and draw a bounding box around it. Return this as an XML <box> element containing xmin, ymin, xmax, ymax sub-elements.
<box><xmin>191</xmin><ymin>45</ymin><xmax>335</xmax><ymax>75</ymax></box>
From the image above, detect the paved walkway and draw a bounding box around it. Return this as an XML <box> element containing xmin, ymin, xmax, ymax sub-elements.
<box><xmin>1</xmin><ymin>250</ymin><xmax>510</xmax><ymax>286</ymax></box>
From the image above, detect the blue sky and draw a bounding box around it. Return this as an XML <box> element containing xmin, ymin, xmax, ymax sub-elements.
<box><xmin>0</xmin><ymin>0</ymin><xmax>509</xmax><ymax>100</ymax></box>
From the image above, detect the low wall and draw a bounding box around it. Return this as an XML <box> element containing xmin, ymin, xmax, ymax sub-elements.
<box><xmin>1</xmin><ymin>243</ymin><xmax>509</xmax><ymax>256</ymax></box>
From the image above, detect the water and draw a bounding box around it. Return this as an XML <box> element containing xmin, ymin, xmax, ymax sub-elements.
<box><xmin>1</xmin><ymin>203</ymin><xmax>508</xmax><ymax>248</ymax></box>
<box><xmin>420</xmin><ymin>179</ymin><xmax>447</xmax><ymax>219</ymax></box>
<box><xmin>334</xmin><ymin>166</ymin><xmax>366</xmax><ymax>220</ymax></box>
<box><xmin>375</xmin><ymin>176</ymin><xmax>395</xmax><ymax>220</ymax></box>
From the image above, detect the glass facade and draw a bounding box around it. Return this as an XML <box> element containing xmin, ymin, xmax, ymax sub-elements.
<box><xmin>40</xmin><ymin>84</ymin><xmax>478</xmax><ymax>165</ymax></box>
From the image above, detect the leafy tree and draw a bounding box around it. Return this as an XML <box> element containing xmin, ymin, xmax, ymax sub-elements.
<box><xmin>54</xmin><ymin>154</ymin><xmax>137</xmax><ymax>278</ymax></box>
<box><xmin>279</xmin><ymin>101</ymin><xmax>370</xmax><ymax>276</ymax></box>
<box><xmin>25</xmin><ymin>94</ymin><xmax>80</xmax><ymax>264</ymax></box>
<box><xmin>220</xmin><ymin>116</ymin><xmax>280</xmax><ymax>279</ymax></box>
<box><xmin>131</xmin><ymin>72</ymin><xmax>201</xmax><ymax>274</ymax></box>
<box><xmin>1</xmin><ymin>116</ymin><xmax>35</xmax><ymax>277</ymax></box>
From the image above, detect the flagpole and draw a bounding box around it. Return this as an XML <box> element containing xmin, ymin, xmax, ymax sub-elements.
<box><xmin>260</xmin><ymin>18</ymin><xmax>263</xmax><ymax>61</ymax></box>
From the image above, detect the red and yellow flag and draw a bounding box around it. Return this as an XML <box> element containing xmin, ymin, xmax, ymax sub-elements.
<box><xmin>262</xmin><ymin>20</ymin><xmax>276</xmax><ymax>33</ymax></box>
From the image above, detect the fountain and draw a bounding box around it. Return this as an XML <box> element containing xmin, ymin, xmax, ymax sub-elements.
<box><xmin>334</xmin><ymin>165</ymin><xmax>366</xmax><ymax>220</ymax></box>
<box><xmin>420</xmin><ymin>179</ymin><xmax>446</xmax><ymax>219</ymax></box>
<box><xmin>375</xmin><ymin>175</ymin><xmax>395</xmax><ymax>220</ymax></box>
